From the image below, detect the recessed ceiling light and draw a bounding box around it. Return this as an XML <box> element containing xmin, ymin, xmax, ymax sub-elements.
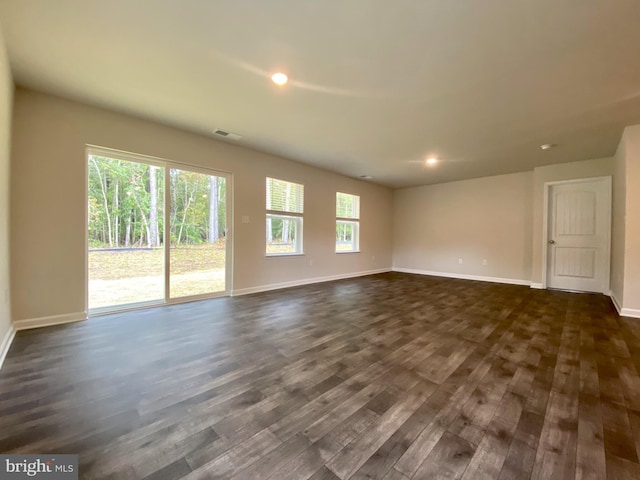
<box><xmin>540</xmin><ymin>143</ymin><xmax>556</xmax><ymax>150</ymax></box>
<box><xmin>426</xmin><ymin>157</ymin><xmax>438</xmax><ymax>165</ymax></box>
<box><xmin>359</xmin><ymin>175</ymin><xmax>373</xmax><ymax>179</ymax></box>
<box><xmin>271</xmin><ymin>72</ymin><xmax>288</xmax><ymax>86</ymax></box>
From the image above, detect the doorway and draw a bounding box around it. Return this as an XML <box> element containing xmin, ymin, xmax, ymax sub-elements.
<box><xmin>168</xmin><ymin>167</ymin><xmax>227</xmax><ymax>300</ymax></box>
<box><xmin>87</xmin><ymin>147</ymin><xmax>231</xmax><ymax>313</ymax></box>
<box><xmin>545</xmin><ymin>177</ymin><xmax>611</xmax><ymax>293</ymax></box>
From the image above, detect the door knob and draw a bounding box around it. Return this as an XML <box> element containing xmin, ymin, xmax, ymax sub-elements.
<box><xmin>548</xmin><ymin>239</ymin><xmax>556</xmax><ymax>244</ymax></box>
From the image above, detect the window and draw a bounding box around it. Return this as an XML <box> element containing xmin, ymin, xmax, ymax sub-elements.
<box><xmin>336</xmin><ymin>192</ymin><xmax>360</xmax><ymax>252</ymax></box>
<box><xmin>87</xmin><ymin>146</ymin><xmax>231</xmax><ymax>313</ymax></box>
<box><xmin>266</xmin><ymin>177</ymin><xmax>304</xmax><ymax>255</ymax></box>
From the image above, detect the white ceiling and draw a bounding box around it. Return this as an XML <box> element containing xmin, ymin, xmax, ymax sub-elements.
<box><xmin>1</xmin><ymin>0</ymin><xmax>640</xmax><ymax>188</ymax></box>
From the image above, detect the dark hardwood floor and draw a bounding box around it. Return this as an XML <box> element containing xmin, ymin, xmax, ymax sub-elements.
<box><xmin>1</xmin><ymin>272</ymin><xmax>640</xmax><ymax>479</ymax></box>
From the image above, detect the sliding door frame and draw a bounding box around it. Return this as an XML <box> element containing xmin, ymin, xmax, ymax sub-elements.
<box><xmin>85</xmin><ymin>145</ymin><xmax>233</xmax><ymax>316</ymax></box>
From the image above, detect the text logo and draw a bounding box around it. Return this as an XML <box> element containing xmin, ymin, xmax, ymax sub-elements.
<box><xmin>0</xmin><ymin>455</ymin><xmax>77</xmax><ymax>479</ymax></box>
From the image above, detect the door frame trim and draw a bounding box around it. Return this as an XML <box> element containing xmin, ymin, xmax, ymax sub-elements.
<box><xmin>541</xmin><ymin>176</ymin><xmax>612</xmax><ymax>293</ymax></box>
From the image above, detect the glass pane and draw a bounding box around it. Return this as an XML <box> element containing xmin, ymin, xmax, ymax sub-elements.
<box><xmin>336</xmin><ymin>221</ymin><xmax>358</xmax><ymax>251</ymax></box>
<box><xmin>336</xmin><ymin>192</ymin><xmax>360</xmax><ymax>219</ymax></box>
<box><xmin>266</xmin><ymin>177</ymin><xmax>304</xmax><ymax>213</ymax></box>
<box><xmin>267</xmin><ymin>214</ymin><xmax>301</xmax><ymax>254</ymax></box>
<box><xmin>170</xmin><ymin>169</ymin><xmax>226</xmax><ymax>298</ymax></box>
<box><xmin>88</xmin><ymin>155</ymin><xmax>164</xmax><ymax>309</ymax></box>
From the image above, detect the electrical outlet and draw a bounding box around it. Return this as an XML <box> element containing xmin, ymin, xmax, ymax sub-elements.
<box><xmin>482</xmin><ymin>259</ymin><xmax>488</xmax><ymax>266</ymax></box>
<box><xmin>458</xmin><ymin>258</ymin><xmax>463</xmax><ymax>264</ymax></box>
<box><xmin>241</xmin><ymin>216</ymin><xmax>250</xmax><ymax>224</ymax></box>
<box><xmin>309</xmin><ymin>260</ymin><xmax>313</xmax><ymax>266</ymax></box>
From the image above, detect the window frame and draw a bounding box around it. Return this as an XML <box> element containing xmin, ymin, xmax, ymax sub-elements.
<box><xmin>85</xmin><ymin>145</ymin><xmax>233</xmax><ymax>315</ymax></box>
<box><xmin>266</xmin><ymin>177</ymin><xmax>305</xmax><ymax>256</ymax></box>
<box><xmin>336</xmin><ymin>192</ymin><xmax>360</xmax><ymax>253</ymax></box>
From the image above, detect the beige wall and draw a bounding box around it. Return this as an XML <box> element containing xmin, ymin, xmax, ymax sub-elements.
<box><xmin>622</xmin><ymin>125</ymin><xmax>640</xmax><ymax>311</ymax></box>
<box><xmin>10</xmin><ymin>89</ymin><xmax>392</xmax><ymax>322</ymax></box>
<box><xmin>392</xmin><ymin>172</ymin><xmax>533</xmax><ymax>282</ymax></box>
<box><xmin>392</xmin><ymin>156</ymin><xmax>619</xmax><ymax>289</ymax></box>
<box><xmin>7</xmin><ymin>85</ymin><xmax>640</xmax><ymax>323</ymax></box>
<box><xmin>0</xmin><ymin>23</ymin><xmax>13</xmax><ymax>345</ymax></box>
<box><xmin>530</xmin><ymin>157</ymin><xmax>614</xmax><ymax>286</ymax></box>
<box><xmin>611</xmin><ymin>133</ymin><xmax>627</xmax><ymax>305</ymax></box>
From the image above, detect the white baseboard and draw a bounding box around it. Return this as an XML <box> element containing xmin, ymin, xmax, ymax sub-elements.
<box><xmin>0</xmin><ymin>323</ymin><xmax>16</xmax><ymax>370</ymax></box>
<box><xmin>392</xmin><ymin>267</ymin><xmax>531</xmax><ymax>287</ymax></box>
<box><xmin>608</xmin><ymin>291</ymin><xmax>640</xmax><ymax>318</ymax></box>
<box><xmin>621</xmin><ymin>307</ymin><xmax>640</xmax><ymax>319</ymax></box>
<box><xmin>530</xmin><ymin>283</ymin><xmax>544</xmax><ymax>289</ymax></box>
<box><xmin>231</xmin><ymin>268</ymin><xmax>392</xmax><ymax>296</ymax></box>
<box><xmin>13</xmin><ymin>311</ymin><xmax>87</xmax><ymax>331</ymax></box>
<box><xmin>610</xmin><ymin>290</ymin><xmax>623</xmax><ymax>315</ymax></box>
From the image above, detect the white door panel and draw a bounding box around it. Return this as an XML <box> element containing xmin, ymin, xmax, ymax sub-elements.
<box><xmin>547</xmin><ymin>179</ymin><xmax>610</xmax><ymax>293</ymax></box>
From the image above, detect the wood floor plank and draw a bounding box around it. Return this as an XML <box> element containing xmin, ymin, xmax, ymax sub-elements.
<box><xmin>412</xmin><ymin>431</ymin><xmax>475</xmax><ymax>479</ymax></box>
<box><xmin>229</xmin><ymin>433</ymin><xmax>311</xmax><ymax>480</ymax></box>
<box><xmin>615</xmin><ymin>357</ymin><xmax>640</xmax><ymax>411</ymax></box>
<box><xmin>314</xmin><ymin>406</ymin><xmax>380</xmax><ymax>462</ymax></box>
<box><xmin>326</xmin><ymin>381</ymin><xmax>434</xmax><ymax>479</ymax></box>
<box><xmin>303</xmin><ymin>383</ymin><xmax>386</xmax><ymax>443</ymax></box>
<box><xmin>261</xmin><ymin>442</ymin><xmax>326</xmax><ymax>480</ymax></box>
<box><xmin>627</xmin><ymin>408</ymin><xmax>640</xmax><ymax>468</ymax></box>
<box><xmin>394</xmin><ymin>357</ymin><xmax>494</xmax><ymax>477</ymax></box>
<box><xmin>460</xmin><ymin>391</ymin><xmax>523</xmax><ymax>480</ymax></box>
<box><xmin>382</xmin><ymin>468</ymin><xmax>410</xmax><ymax>480</ymax></box>
<box><xmin>349</xmin><ymin>400</ymin><xmax>437</xmax><ymax>480</ymax></box>
<box><xmin>498</xmin><ymin>439</ymin><xmax>536</xmax><ymax>480</ymax></box>
<box><xmin>605</xmin><ymin>453</ymin><xmax>640</xmax><ymax>480</ymax></box>
<box><xmin>600</xmin><ymin>400</ymin><xmax>638</xmax><ymax>463</ymax></box>
<box><xmin>308</xmin><ymin>466</ymin><xmax>341</xmax><ymax>480</ymax></box>
<box><xmin>575</xmin><ymin>392</ymin><xmax>606</xmax><ymax>480</ymax></box>
<box><xmin>184</xmin><ymin>428</ymin><xmax>282</xmax><ymax>478</ymax></box>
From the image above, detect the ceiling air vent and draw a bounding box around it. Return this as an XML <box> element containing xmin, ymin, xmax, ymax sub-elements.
<box><xmin>213</xmin><ymin>129</ymin><xmax>242</xmax><ymax>141</ymax></box>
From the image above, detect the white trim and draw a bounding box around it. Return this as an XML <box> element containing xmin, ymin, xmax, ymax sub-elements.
<box><xmin>610</xmin><ymin>290</ymin><xmax>623</xmax><ymax>315</ymax></box>
<box><xmin>621</xmin><ymin>307</ymin><xmax>640</xmax><ymax>319</ymax></box>
<box><xmin>530</xmin><ymin>283</ymin><xmax>544</xmax><ymax>289</ymax></box>
<box><xmin>88</xmin><ymin>146</ymin><xmax>165</xmax><ymax>168</ymax></box>
<box><xmin>543</xmin><ymin>176</ymin><xmax>613</xmax><ymax>187</ymax></box>
<box><xmin>86</xmin><ymin>145</ymin><xmax>234</xmax><ymax>176</ymax></box>
<box><xmin>392</xmin><ymin>268</ymin><xmax>531</xmax><ymax>286</ymax></box>
<box><xmin>226</xmin><ymin>174</ymin><xmax>234</xmax><ymax>297</ymax></box>
<box><xmin>0</xmin><ymin>324</ymin><xmax>16</xmax><ymax>370</ymax></box>
<box><xmin>607</xmin><ymin>291</ymin><xmax>640</xmax><ymax>319</ymax></box>
<box><xmin>541</xmin><ymin>182</ymin><xmax>550</xmax><ymax>289</ymax></box>
<box><xmin>88</xmin><ymin>292</ymin><xmax>230</xmax><ymax>318</ymax></box>
<box><xmin>231</xmin><ymin>268</ymin><xmax>391</xmax><ymax>296</ymax></box>
<box><xmin>541</xmin><ymin>176</ymin><xmax>612</xmax><ymax>293</ymax></box>
<box><xmin>168</xmin><ymin>291</ymin><xmax>228</xmax><ymax>306</ymax></box>
<box><xmin>164</xmin><ymin>166</ymin><xmax>170</xmax><ymax>303</ymax></box>
<box><xmin>86</xmin><ymin>146</ymin><xmax>234</xmax><ymax>314</ymax></box>
<box><xmin>13</xmin><ymin>312</ymin><xmax>87</xmax><ymax>331</ymax></box>
<box><xmin>84</xmin><ymin>148</ymin><xmax>89</xmax><ymax>317</ymax></box>
<box><xmin>89</xmin><ymin>300</ymin><xmax>163</xmax><ymax>317</ymax></box>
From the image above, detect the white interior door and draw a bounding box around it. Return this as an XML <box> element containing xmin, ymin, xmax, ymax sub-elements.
<box><xmin>547</xmin><ymin>178</ymin><xmax>611</xmax><ymax>293</ymax></box>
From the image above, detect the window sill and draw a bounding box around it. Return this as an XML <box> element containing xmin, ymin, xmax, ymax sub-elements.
<box><xmin>266</xmin><ymin>253</ymin><xmax>305</xmax><ymax>257</ymax></box>
<box><xmin>336</xmin><ymin>250</ymin><xmax>360</xmax><ymax>254</ymax></box>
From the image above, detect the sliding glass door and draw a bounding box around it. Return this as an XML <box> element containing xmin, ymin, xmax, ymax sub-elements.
<box><xmin>169</xmin><ymin>168</ymin><xmax>227</xmax><ymax>299</ymax></box>
<box><xmin>87</xmin><ymin>148</ymin><xmax>229</xmax><ymax>313</ymax></box>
